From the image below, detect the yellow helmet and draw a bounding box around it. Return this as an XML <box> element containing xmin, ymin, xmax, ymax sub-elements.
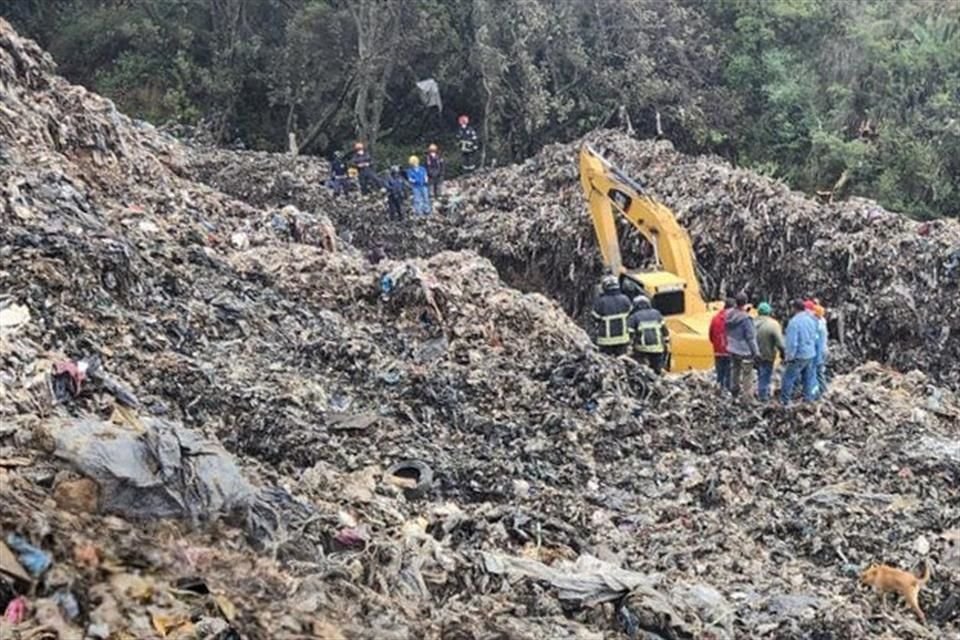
<box><xmin>408</xmin><ymin>155</ymin><xmax>420</xmax><ymax>166</ymax></box>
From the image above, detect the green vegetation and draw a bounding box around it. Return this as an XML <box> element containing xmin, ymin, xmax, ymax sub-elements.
<box><xmin>4</xmin><ymin>0</ymin><xmax>959</xmax><ymax>218</ymax></box>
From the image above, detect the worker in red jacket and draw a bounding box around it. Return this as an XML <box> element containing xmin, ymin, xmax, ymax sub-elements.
<box><xmin>709</xmin><ymin>297</ymin><xmax>735</xmax><ymax>390</ymax></box>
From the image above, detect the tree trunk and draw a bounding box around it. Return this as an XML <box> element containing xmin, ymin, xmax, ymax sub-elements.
<box><xmin>347</xmin><ymin>0</ymin><xmax>402</xmax><ymax>148</ymax></box>
<box><xmin>481</xmin><ymin>74</ymin><xmax>493</xmax><ymax>168</ymax></box>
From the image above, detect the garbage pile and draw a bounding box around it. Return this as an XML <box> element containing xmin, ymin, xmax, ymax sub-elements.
<box><xmin>455</xmin><ymin>132</ymin><xmax>960</xmax><ymax>391</ymax></box>
<box><xmin>2</xmin><ymin>17</ymin><xmax>960</xmax><ymax>639</ymax></box>
<box><xmin>187</xmin><ymin>133</ymin><xmax>960</xmax><ymax>390</ymax></box>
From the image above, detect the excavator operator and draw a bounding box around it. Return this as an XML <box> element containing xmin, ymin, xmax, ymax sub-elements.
<box><xmin>627</xmin><ymin>295</ymin><xmax>670</xmax><ymax>374</ymax></box>
<box><xmin>592</xmin><ymin>274</ymin><xmax>633</xmax><ymax>355</ymax></box>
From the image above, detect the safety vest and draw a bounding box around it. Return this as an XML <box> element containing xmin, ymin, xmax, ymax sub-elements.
<box><xmin>632</xmin><ymin>320</ymin><xmax>665</xmax><ymax>353</ymax></box>
<box><xmin>595</xmin><ymin>312</ymin><xmax>631</xmax><ymax>346</ymax></box>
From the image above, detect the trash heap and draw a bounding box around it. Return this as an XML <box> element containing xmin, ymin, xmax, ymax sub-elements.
<box><xmin>188</xmin><ymin>134</ymin><xmax>960</xmax><ymax>390</ymax></box>
<box><xmin>2</xmin><ymin>18</ymin><xmax>960</xmax><ymax>640</ymax></box>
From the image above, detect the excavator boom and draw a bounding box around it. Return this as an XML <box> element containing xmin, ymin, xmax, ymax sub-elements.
<box><xmin>579</xmin><ymin>145</ymin><xmax>721</xmax><ymax>371</ymax></box>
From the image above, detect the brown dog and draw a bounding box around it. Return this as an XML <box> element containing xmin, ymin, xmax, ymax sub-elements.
<box><xmin>861</xmin><ymin>561</ymin><xmax>930</xmax><ymax>623</ymax></box>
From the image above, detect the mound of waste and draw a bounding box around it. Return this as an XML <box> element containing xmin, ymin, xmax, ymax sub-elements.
<box><xmin>2</xmin><ymin>17</ymin><xmax>960</xmax><ymax>640</ymax></box>
<box><xmin>188</xmin><ymin>132</ymin><xmax>960</xmax><ymax>390</ymax></box>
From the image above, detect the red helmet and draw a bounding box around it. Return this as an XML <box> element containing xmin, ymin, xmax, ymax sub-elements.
<box><xmin>458</xmin><ymin>115</ymin><xmax>469</xmax><ymax>126</ymax></box>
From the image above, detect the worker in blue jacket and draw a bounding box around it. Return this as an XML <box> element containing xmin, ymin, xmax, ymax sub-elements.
<box><xmin>406</xmin><ymin>155</ymin><xmax>431</xmax><ymax>216</ymax></box>
<box><xmin>780</xmin><ymin>299</ymin><xmax>819</xmax><ymax>404</ymax></box>
<box><xmin>813</xmin><ymin>303</ymin><xmax>829</xmax><ymax>397</ymax></box>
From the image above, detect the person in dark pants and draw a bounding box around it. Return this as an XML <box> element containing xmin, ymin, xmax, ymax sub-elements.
<box><xmin>709</xmin><ymin>298</ymin><xmax>734</xmax><ymax>390</ymax></box>
<box><xmin>627</xmin><ymin>295</ymin><xmax>670</xmax><ymax>374</ymax></box>
<box><xmin>591</xmin><ymin>274</ymin><xmax>633</xmax><ymax>355</ymax></box>
<box><xmin>384</xmin><ymin>166</ymin><xmax>406</xmax><ymax>220</ymax></box>
<box><xmin>351</xmin><ymin>141</ymin><xmax>378</xmax><ymax>195</ymax></box>
<box><xmin>725</xmin><ymin>292</ymin><xmax>759</xmax><ymax>398</ymax></box>
<box><xmin>329</xmin><ymin>151</ymin><xmax>349</xmax><ymax>196</ymax></box>
<box><xmin>425</xmin><ymin>143</ymin><xmax>445</xmax><ymax>198</ymax></box>
<box><xmin>456</xmin><ymin>114</ymin><xmax>479</xmax><ymax>173</ymax></box>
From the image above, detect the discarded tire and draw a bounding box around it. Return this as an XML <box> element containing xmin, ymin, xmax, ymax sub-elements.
<box><xmin>385</xmin><ymin>460</ymin><xmax>433</xmax><ymax>500</ymax></box>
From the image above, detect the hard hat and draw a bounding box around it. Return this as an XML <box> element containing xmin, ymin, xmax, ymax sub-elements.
<box><xmin>814</xmin><ymin>304</ymin><xmax>825</xmax><ymax>318</ymax></box>
<box><xmin>428</xmin><ymin>143</ymin><xmax>438</xmax><ymax>152</ymax></box>
<box><xmin>757</xmin><ymin>302</ymin><xmax>772</xmax><ymax>316</ymax></box>
<box><xmin>458</xmin><ymin>114</ymin><xmax>469</xmax><ymax>126</ymax></box>
<box><xmin>408</xmin><ymin>155</ymin><xmax>419</xmax><ymax>166</ymax></box>
<box><xmin>601</xmin><ymin>274</ymin><xmax>619</xmax><ymax>291</ymax></box>
<box><xmin>632</xmin><ymin>295</ymin><xmax>651</xmax><ymax>308</ymax></box>
<box><xmin>354</xmin><ymin>141</ymin><xmax>364</xmax><ymax>150</ymax></box>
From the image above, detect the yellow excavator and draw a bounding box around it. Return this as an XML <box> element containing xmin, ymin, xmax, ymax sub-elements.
<box><xmin>579</xmin><ymin>145</ymin><xmax>723</xmax><ymax>372</ymax></box>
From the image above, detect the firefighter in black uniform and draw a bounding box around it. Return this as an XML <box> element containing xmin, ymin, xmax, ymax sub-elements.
<box><xmin>627</xmin><ymin>295</ymin><xmax>670</xmax><ymax>374</ymax></box>
<box><xmin>591</xmin><ymin>275</ymin><xmax>633</xmax><ymax>356</ymax></box>
<box><xmin>456</xmin><ymin>114</ymin><xmax>479</xmax><ymax>173</ymax></box>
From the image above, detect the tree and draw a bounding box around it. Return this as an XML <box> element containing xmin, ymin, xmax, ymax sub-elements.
<box><xmin>2</xmin><ymin>0</ymin><xmax>958</xmax><ymax>218</ymax></box>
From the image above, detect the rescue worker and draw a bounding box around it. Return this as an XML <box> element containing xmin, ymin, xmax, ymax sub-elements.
<box><xmin>725</xmin><ymin>292</ymin><xmax>759</xmax><ymax>398</ymax></box>
<box><xmin>456</xmin><ymin>114</ymin><xmax>479</xmax><ymax>173</ymax></box>
<box><xmin>627</xmin><ymin>295</ymin><xmax>670</xmax><ymax>374</ymax></box>
<box><xmin>384</xmin><ymin>166</ymin><xmax>407</xmax><ymax>220</ymax></box>
<box><xmin>329</xmin><ymin>150</ymin><xmax>348</xmax><ymax>196</ymax></box>
<box><xmin>709</xmin><ymin>298</ymin><xmax>734</xmax><ymax>390</ymax></box>
<box><xmin>591</xmin><ymin>274</ymin><xmax>632</xmax><ymax>356</ymax></box>
<box><xmin>813</xmin><ymin>303</ymin><xmax>829</xmax><ymax>397</ymax></box>
<box><xmin>426</xmin><ymin>143</ymin><xmax>445</xmax><ymax>198</ymax></box>
<box><xmin>351</xmin><ymin>142</ymin><xmax>377</xmax><ymax>195</ymax></box>
<box><xmin>780</xmin><ymin>299</ymin><xmax>819</xmax><ymax>405</ymax></box>
<box><xmin>406</xmin><ymin>155</ymin><xmax>431</xmax><ymax>216</ymax></box>
<box><xmin>754</xmin><ymin>302</ymin><xmax>785</xmax><ymax>401</ymax></box>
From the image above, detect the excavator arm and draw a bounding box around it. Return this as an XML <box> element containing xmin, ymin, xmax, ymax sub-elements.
<box><xmin>578</xmin><ymin>145</ymin><xmax>708</xmax><ymax>315</ymax></box>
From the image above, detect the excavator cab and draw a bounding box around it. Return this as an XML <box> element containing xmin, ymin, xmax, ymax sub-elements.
<box><xmin>619</xmin><ymin>271</ymin><xmax>688</xmax><ymax>316</ymax></box>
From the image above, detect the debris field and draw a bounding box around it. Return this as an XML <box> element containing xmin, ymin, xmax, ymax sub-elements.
<box><xmin>2</xmin><ymin>18</ymin><xmax>959</xmax><ymax>640</ymax></box>
<box><xmin>188</xmin><ymin>134</ymin><xmax>960</xmax><ymax>391</ymax></box>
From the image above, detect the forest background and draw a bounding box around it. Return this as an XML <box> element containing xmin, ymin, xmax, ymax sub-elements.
<box><xmin>4</xmin><ymin>0</ymin><xmax>959</xmax><ymax>219</ymax></box>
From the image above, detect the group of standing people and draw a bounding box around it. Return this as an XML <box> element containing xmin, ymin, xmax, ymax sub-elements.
<box><xmin>590</xmin><ymin>274</ymin><xmax>830</xmax><ymax>405</ymax></box>
<box><xmin>328</xmin><ymin>114</ymin><xmax>481</xmax><ymax>220</ymax></box>
<box><xmin>710</xmin><ymin>295</ymin><xmax>828</xmax><ymax>405</ymax></box>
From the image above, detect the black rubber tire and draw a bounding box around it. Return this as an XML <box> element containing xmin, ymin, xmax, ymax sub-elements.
<box><xmin>385</xmin><ymin>459</ymin><xmax>433</xmax><ymax>500</ymax></box>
